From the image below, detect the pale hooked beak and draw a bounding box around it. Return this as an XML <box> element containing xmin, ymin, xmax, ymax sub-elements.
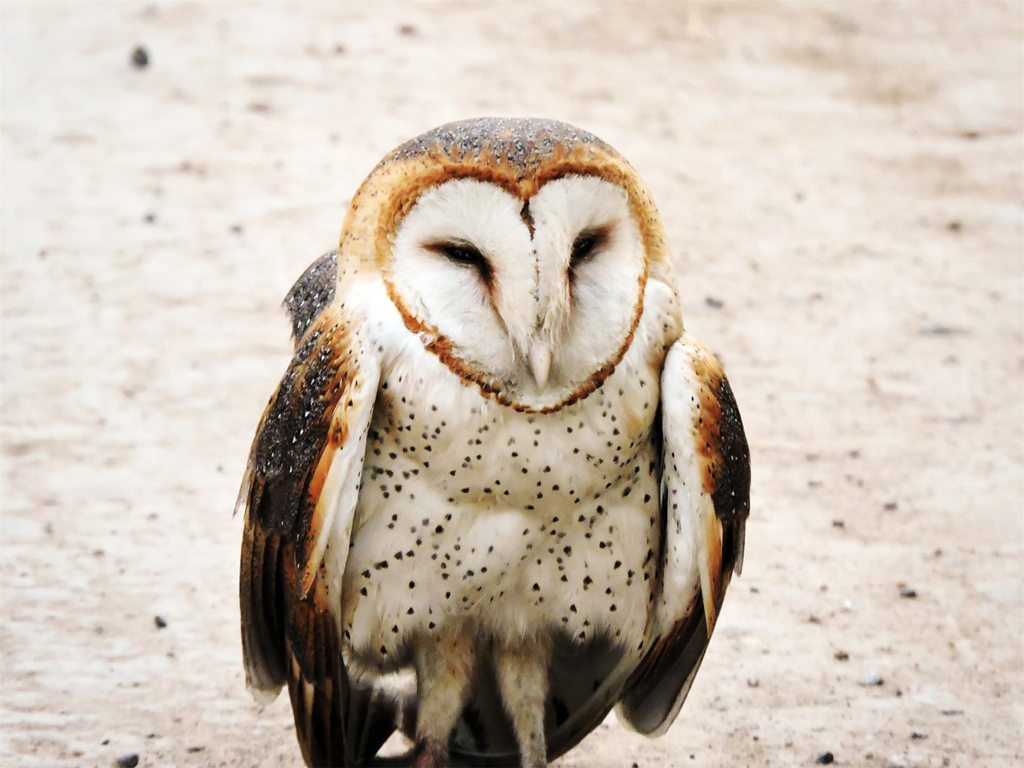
<box><xmin>528</xmin><ymin>340</ymin><xmax>552</xmax><ymax>390</ymax></box>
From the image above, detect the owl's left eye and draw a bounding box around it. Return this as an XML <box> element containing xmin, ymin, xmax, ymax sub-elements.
<box><xmin>426</xmin><ymin>241</ymin><xmax>493</xmax><ymax>286</ymax></box>
<box><xmin>428</xmin><ymin>241</ymin><xmax>487</xmax><ymax>268</ymax></box>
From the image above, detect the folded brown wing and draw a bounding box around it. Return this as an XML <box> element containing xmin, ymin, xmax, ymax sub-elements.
<box><xmin>238</xmin><ymin>270</ymin><xmax>389</xmax><ymax>766</ymax></box>
<box><xmin>283</xmin><ymin>250</ymin><xmax>338</xmax><ymax>343</ymax></box>
<box><xmin>618</xmin><ymin>334</ymin><xmax>750</xmax><ymax>736</ymax></box>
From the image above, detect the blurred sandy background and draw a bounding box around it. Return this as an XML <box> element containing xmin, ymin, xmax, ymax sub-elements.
<box><xmin>1</xmin><ymin>2</ymin><xmax>1021</xmax><ymax>767</ymax></box>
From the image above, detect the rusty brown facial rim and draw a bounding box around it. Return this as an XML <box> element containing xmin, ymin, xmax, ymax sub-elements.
<box><xmin>375</xmin><ymin>158</ymin><xmax>652</xmax><ymax>415</ymax></box>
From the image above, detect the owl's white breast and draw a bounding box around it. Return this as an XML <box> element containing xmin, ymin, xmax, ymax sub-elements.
<box><xmin>325</xmin><ymin>277</ymin><xmax>686</xmax><ymax>678</ymax></box>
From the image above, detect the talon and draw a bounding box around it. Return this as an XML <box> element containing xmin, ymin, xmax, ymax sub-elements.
<box><xmin>412</xmin><ymin>739</ymin><xmax>448</xmax><ymax>768</ymax></box>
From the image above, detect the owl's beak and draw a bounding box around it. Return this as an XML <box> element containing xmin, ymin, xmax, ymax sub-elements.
<box><xmin>528</xmin><ymin>340</ymin><xmax>552</xmax><ymax>390</ymax></box>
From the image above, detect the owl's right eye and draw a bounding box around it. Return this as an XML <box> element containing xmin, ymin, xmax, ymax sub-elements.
<box><xmin>428</xmin><ymin>241</ymin><xmax>487</xmax><ymax>268</ymax></box>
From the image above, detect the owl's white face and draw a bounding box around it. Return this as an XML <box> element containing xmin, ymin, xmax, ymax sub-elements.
<box><xmin>388</xmin><ymin>175</ymin><xmax>646</xmax><ymax>409</ymax></box>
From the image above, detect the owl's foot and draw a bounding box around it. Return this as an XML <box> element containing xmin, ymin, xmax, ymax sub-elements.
<box><xmin>412</xmin><ymin>632</ymin><xmax>474</xmax><ymax>768</ymax></box>
<box><xmin>411</xmin><ymin>738</ymin><xmax>448</xmax><ymax>768</ymax></box>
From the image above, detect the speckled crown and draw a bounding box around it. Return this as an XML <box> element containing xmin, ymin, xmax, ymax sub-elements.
<box><xmin>384</xmin><ymin>117</ymin><xmax>617</xmax><ymax>176</ymax></box>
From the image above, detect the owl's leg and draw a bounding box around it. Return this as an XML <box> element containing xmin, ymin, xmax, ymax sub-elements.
<box><xmin>412</xmin><ymin>633</ymin><xmax>474</xmax><ymax>768</ymax></box>
<box><xmin>494</xmin><ymin>637</ymin><xmax>553</xmax><ymax>768</ymax></box>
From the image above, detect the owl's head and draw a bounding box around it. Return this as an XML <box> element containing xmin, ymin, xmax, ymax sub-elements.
<box><xmin>341</xmin><ymin>118</ymin><xmax>676</xmax><ymax>412</ymax></box>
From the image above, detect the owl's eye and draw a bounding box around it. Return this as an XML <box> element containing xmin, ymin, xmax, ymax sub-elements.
<box><xmin>426</xmin><ymin>241</ymin><xmax>493</xmax><ymax>286</ymax></box>
<box><xmin>570</xmin><ymin>226</ymin><xmax>609</xmax><ymax>265</ymax></box>
<box><xmin>428</xmin><ymin>241</ymin><xmax>487</xmax><ymax>268</ymax></box>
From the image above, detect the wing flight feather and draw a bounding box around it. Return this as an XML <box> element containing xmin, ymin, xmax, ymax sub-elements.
<box><xmin>238</xmin><ymin>257</ymin><xmax>391</xmax><ymax>766</ymax></box>
<box><xmin>618</xmin><ymin>334</ymin><xmax>750</xmax><ymax>736</ymax></box>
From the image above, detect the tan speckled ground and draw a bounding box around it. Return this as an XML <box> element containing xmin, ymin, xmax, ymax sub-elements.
<box><xmin>2</xmin><ymin>2</ymin><xmax>1022</xmax><ymax>767</ymax></box>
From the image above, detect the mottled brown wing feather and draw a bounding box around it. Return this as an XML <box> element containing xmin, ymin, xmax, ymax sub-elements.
<box><xmin>283</xmin><ymin>250</ymin><xmax>338</xmax><ymax>343</ymax></box>
<box><xmin>238</xmin><ymin>263</ymin><xmax>390</xmax><ymax>767</ymax></box>
<box><xmin>618</xmin><ymin>334</ymin><xmax>750</xmax><ymax>736</ymax></box>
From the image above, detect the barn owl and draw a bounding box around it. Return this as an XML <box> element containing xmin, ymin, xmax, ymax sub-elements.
<box><xmin>237</xmin><ymin>118</ymin><xmax>750</xmax><ymax>768</ymax></box>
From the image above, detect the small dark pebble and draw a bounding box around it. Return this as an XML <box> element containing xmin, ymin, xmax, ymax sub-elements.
<box><xmin>101</xmin><ymin>739</ymin><xmax>110</xmax><ymax>745</ymax></box>
<box><xmin>704</xmin><ymin>296</ymin><xmax>724</xmax><ymax>309</ymax></box>
<box><xmin>230</xmin><ymin>224</ymin><xmax>244</xmax><ymax>234</ymax></box>
<box><xmin>920</xmin><ymin>325</ymin><xmax>967</xmax><ymax>336</ymax></box>
<box><xmin>116</xmin><ymin>755</ymin><xmax>139</xmax><ymax>768</ymax></box>
<box><xmin>187</xmin><ymin>746</ymin><xmax>206</xmax><ymax>753</ymax></box>
<box><xmin>834</xmin><ymin>650</ymin><xmax>849</xmax><ymax>661</ymax></box>
<box><xmin>947</xmin><ymin>220</ymin><xmax>962</xmax><ymax>232</ymax></box>
<box><xmin>832</xmin><ymin>519</ymin><xmax>845</xmax><ymax>528</ymax></box>
<box><xmin>899</xmin><ymin>587</ymin><xmax>917</xmax><ymax>599</ymax></box>
<box><xmin>398</xmin><ymin>23</ymin><xmax>417</xmax><ymax>35</ymax></box>
<box><xmin>859</xmin><ymin>671</ymin><xmax>884</xmax><ymax>686</ymax></box>
<box><xmin>816</xmin><ymin>753</ymin><xmax>835</xmax><ymax>765</ymax></box>
<box><xmin>154</xmin><ymin>615</ymin><xmax>167</xmax><ymax>629</ymax></box>
<box><xmin>910</xmin><ymin>732</ymin><xmax>927</xmax><ymax>740</ymax></box>
<box><xmin>131</xmin><ymin>47</ymin><xmax>148</xmax><ymax>68</ymax></box>
<box><xmin>883</xmin><ymin>500</ymin><xmax>898</xmax><ymax>511</ymax></box>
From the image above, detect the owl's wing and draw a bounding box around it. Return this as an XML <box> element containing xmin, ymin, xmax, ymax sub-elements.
<box><xmin>617</xmin><ymin>334</ymin><xmax>750</xmax><ymax>736</ymax></box>
<box><xmin>238</xmin><ymin>258</ymin><xmax>391</xmax><ymax>766</ymax></box>
<box><xmin>283</xmin><ymin>249</ymin><xmax>338</xmax><ymax>343</ymax></box>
